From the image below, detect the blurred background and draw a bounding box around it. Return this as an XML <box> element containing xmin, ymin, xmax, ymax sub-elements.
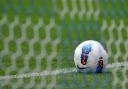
<box><xmin>0</xmin><ymin>0</ymin><xmax>128</xmax><ymax>89</ymax></box>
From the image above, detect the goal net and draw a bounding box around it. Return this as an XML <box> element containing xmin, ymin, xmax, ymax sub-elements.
<box><xmin>0</xmin><ymin>0</ymin><xmax>128</xmax><ymax>89</ymax></box>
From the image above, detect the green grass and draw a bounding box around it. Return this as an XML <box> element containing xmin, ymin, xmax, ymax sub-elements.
<box><xmin>0</xmin><ymin>0</ymin><xmax>128</xmax><ymax>89</ymax></box>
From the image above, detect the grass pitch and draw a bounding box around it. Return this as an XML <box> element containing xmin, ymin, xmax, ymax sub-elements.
<box><xmin>0</xmin><ymin>0</ymin><xmax>128</xmax><ymax>89</ymax></box>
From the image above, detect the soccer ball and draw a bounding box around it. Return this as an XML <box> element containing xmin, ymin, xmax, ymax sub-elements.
<box><xmin>74</xmin><ymin>40</ymin><xmax>108</xmax><ymax>73</ymax></box>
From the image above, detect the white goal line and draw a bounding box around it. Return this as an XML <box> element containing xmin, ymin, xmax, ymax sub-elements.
<box><xmin>0</xmin><ymin>62</ymin><xmax>127</xmax><ymax>80</ymax></box>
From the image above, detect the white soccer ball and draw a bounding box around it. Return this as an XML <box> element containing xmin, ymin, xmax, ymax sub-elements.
<box><xmin>74</xmin><ymin>40</ymin><xmax>108</xmax><ymax>73</ymax></box>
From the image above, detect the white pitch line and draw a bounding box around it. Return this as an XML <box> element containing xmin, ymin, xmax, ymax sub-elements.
<box><xmin>0</xmin><ymin>68</ymin><xmax>76</xmax><ymax>80</ymax></box>
<box><xmin>0</xmin><ymin>62</ymin><xmax>127</xmax><ymax>80</ymax></box>
<box><xmin>106</xmin><ymin>62</ymin><xmax>128</xmax><ymax>69</ymax></box>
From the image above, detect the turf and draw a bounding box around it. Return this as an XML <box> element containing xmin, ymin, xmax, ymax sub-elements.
<box><xmin>0</xmin><ymin>0</ymin><xmax>128</xmax><ymax>89</ymax></box>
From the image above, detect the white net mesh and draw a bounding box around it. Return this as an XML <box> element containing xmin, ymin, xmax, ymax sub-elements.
<box><xmin>0</xmin><ymin>0</ymin><xmax>128</xmax><ymax>89</ymax></box>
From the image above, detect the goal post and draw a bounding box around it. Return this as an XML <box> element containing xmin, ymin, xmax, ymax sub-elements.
<box><xmin>0</xmin><ymin>0</ymin><xmax>128</xmax><ymax>89</ymax></box>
